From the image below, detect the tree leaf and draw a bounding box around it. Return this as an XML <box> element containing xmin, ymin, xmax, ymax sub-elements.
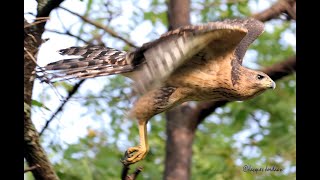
<box><xmin>31</xmin><ymin>99</ymin><xmax>51</xmax><ymax>111</ymax></box>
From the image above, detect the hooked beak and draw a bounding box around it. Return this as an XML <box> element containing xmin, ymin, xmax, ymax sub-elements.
<box><xmin>270</xmin><ymin>81</ymin><xmax>276</xmax><ymax>89</ymax></box>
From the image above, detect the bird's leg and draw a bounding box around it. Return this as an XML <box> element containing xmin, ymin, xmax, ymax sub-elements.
<box><xmin>122</xmin><ymin>119</ymin><xmax>149</xmax><ymax>165</ymax></box>
<box><xmin>121</xmin><ymin>87</ymin><xmax>183</xmax><ymax>165</ymax></box>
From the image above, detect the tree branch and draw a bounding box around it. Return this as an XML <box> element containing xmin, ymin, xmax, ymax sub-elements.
<box><xmin>121</xmin><ymin>165</ymin><xmax>143</xmax><ymax>180</ymax></box>
<box><xmin>252</xmin><ymin>0</ymin><xmax>296</xmax><ymax>21</ymax></box>
<box><xmin>37</xmin><ymin>0</ymin><xmax>64</xmax><ymax>18</ymax></box>
<box><xmin>39</xmin><ymin>80</ymin><xmax>85</xmax><ymax>136</ymax></box>
<box><xmin>24</xmin><ymin>102</ymin><xmax>59</xmax><ymax>180</ymax></box>
<box><xmin>46</xmin><ymin>29</ymin><xmax>91</xmax><ymax>44</ymax></box>
<box><xmin>59</xmin><ymin>6</ymin><xmax>138</xmax><ymax>48</ymax></box>
<box><xmin>24</xmin><ymin>18</ymin><xmax>59</xmax><ymax>180</ymax></box>
<box><xmin>24</xmin><ymin>164</ymin><xmax>40</xmax><ymax>173</ymax></box>
<box><xmin>262</xmin><ymin>56</ymin><xmax>296</xmax><ymax>80</ymax></box>
<box><xmin>36</xmin><ymin>0</ymin><xmax>65</xmax><ymax>34</ymax></box>
<box><xmin>195</xmin><ymin>56</ymin><xmax>296</xmax><ymax>126</ymax></box>
<box><xmin>24</xmin><ymin>17</ymin><xmax>50</xmax><ymax>29</ymax></box>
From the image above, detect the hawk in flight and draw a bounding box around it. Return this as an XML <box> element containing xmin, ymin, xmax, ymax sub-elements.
<box><xmin>38</xmin><ymin>18</ymin><xmax>275</xmax><ymax>165</ymax></box>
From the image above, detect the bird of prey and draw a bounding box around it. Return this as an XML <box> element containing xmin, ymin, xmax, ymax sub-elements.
<box><xmin>38</xmin><ymin>18</ymin><xmax>275</xmax><ymax>165</ymax></box>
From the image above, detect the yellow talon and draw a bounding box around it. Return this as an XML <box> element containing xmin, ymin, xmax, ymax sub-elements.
<box><xmin>121</xmin><ymin>120</ymin><xmax>149</xmax><ymax>165</ymax></box>
<box><xmin>123</xmin><ymin>147</ymin><xmax>148</xmax><ymax>165</ymax></box>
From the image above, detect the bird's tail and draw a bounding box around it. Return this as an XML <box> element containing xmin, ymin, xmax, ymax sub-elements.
<box><xmin>36</xmin><ymin>45</ymin><xmax>135</xmax><ymax>83</ymax></box>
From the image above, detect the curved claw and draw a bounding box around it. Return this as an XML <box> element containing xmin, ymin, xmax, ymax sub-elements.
<box><xmin>121</xmin><ymin>146</ymin><xmax>148</xmax><ymax>165</ymax></box>
<box><xmin>127</xmin><ymin>147</ymin><xmax>140</xmax><ymax>155</ymax></box>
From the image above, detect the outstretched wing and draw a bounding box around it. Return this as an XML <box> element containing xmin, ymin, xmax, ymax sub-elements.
<box><xmin>37</xmin><ymin>45</ymin><xmax>134</xmax><ymax>82</ymax></box>
<box><xmin>37</xmin><ymin>18</ymin><xmax>263</xmax><ymax>92</ymax></box>
<box><xmin>228</xmin><ymin>18</ymin><xmax>265</xmax><ymax>64</ymax></box>
<box><xmin>225</xmin><ymin>18</ymin><xmax>264</xmax><ymax>85</ymax></box>
<box><xmin>131</xmin><ymin>20</ymin><xmax>248</xmax><ymax>93</ymax></box>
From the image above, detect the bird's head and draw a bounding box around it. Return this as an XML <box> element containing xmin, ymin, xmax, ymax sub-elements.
<box><xmin>234</xmin><ymin>67</ymin><xmax>275</xmax><ymax>100</ymax></box>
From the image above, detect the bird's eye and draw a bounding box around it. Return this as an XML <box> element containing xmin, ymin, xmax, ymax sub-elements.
<box><xmin>257</xmin><ymin>74</ymin><xmax>264</xmax><ymax>80</ymax></box>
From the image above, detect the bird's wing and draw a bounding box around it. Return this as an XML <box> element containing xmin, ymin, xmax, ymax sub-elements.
<box><xmin>37</xmin><ymin>45</ymin><xmax>134</xmax><ymax>82</ymax></box>
<box><xmin>224</xmin><ymin>18</ymin><xmax>264</xmax><ymax>86</ymax></box>
<box><xmin>131</xmin><ymin>20</ymin><xmax>249</xmax><ymax>93</ymax></box>
<box><xmin>229</xmin><ymin>18</ymin><xmax>265</xmax><ymax>64</ymax></box>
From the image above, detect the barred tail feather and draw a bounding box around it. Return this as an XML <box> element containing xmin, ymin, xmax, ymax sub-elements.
<box><xmin>40</xmin><ymin>64</ymin><xmax>133</xmax><ymax>82</ymax></box>
<box><xmin>37</xmin><ymin>45</ymin><xmax>134</xmax><ymax>83</ymax></box>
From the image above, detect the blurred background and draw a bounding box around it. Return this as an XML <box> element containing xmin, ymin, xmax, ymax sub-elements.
<box><xmin>24</xmin><ymin>0</ymin><xmax>296</xmax><ymax>179</ymax></box>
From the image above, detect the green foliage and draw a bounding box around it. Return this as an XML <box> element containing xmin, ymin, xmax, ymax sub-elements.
<box><xmin>31</xmin><ymin>99</ymin><xmax>51</xmax><ymax>111</ymax></box>
<box><xmin>52</xmin><ymin>81</ymin><xmax>73</xmax><ymax>92</ymax></box>
<box><xmin>54</xmin><ymin>134</ymin><xmax>125</xmax><ymax>179</ymax></box>
<box><xmin>252</xmin><ymin>21</ymin><xmax>295</xmax><ymax>67</ymax></box>
<box><xmin>144</xmin><ymin>11</ymin><xmax>168</xmax><ymax>26</ymax></box>
<box><xmin>50</xmin><ymin>119</ymin><xmax>167</xmax><ymax>180</ymax></box>
<box><xmin>194</xmin><ymin>0</ymin><xmax>251</xmax><ymax>23</ymax></box>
